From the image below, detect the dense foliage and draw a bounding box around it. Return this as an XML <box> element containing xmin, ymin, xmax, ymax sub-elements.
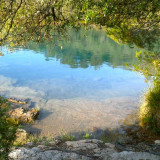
<box><xmin>0</xmin><ymin>0</ymin><xmax>159</xmax><ymax>46</ymax></box>
<box><xmin>0</xmin><ymin>97</ymin><xmax>19</xmax><ymax>159</ymax></box>
<box><xmin>139</xmin><ymin>81</ymin><xmax>160</xmax><ymax>133</ymax></box>
<box><xmin>135</xmin><ymin>37</ymin><xmax>160</xmax><ymax>134</ymax></box>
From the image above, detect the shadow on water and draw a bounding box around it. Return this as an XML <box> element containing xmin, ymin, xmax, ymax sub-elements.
<box><xmin>24</xmin><ymin>109</ymin><xmax>53</xmax><ymax>135</ymax></box>
<box><xmin>37</xmin><ymin>109</ymin><xmax>53</xmax><ymax>121</ymax></box>
<box><xmin>25</xmin><ymin>110</ymin><xmax>138</xmax><ymax>142</ymax></box>
<box><xmin>25</xmin><ymin>126</ymin><xmax>42</xmax><ymax>136</ymax></box>
<box><xmin>25</xmin><ymin>123</ymin><xmax>122</xmax><ymax>142</ymax></box>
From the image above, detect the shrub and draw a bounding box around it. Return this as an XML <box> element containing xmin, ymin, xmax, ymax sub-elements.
<box><xmin>139</xmin><ymin>82</ymin><xmax>160</xmax><ymax>134</ymax></box>
<box><xmin>0</xmin><ymin>97</ymin><xmax>19</xmax><ymax>160</ymax></box>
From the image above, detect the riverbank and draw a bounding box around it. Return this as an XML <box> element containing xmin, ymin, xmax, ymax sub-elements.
<box><xmin>11</xmin><ymin>124</ymin><xmax>160</xmax><ymax>159</ymax></box>
<box><xmin>1</xmin><ymin>97</ymin><xmax>160</xmax><ymax>159</ymax></box>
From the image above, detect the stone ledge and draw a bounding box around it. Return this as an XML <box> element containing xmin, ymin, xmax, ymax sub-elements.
<box><xmin>9</xmin><ymin>139</ymin><xmax>160</xmax><ymax>160</ymax></box>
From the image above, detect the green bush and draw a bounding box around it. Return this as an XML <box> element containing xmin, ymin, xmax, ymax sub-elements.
<box><xmin>0</xmin><ymin>97</ymin><xmax>19</xmax><ymax>160</ymax></box>
<box><xmin>139</xmin><ymin>82</ymin><xmax>160</xmax><ymax>134</ymax></box>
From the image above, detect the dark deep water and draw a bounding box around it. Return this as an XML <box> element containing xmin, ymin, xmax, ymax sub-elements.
<box><xmin>0</xmin><ymin>29</ymin><xmax>147</xmax><ymax>136</ymax></box>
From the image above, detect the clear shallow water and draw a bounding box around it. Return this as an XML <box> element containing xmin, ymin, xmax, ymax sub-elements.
<box><xmin>0</xmin><ymin>29</ymin><xmax>147</xmax><ymax>136</ymax></box>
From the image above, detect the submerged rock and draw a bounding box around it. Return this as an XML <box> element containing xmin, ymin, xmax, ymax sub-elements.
<box><xmin>8</xmin><ymin>98</ymin><xmax>27</xmax><ymax>105</ymax></box>
<box><xmin>9</xmin><ymin>107</ymin><xmax>40</xmax><ymax>123</ymax></box>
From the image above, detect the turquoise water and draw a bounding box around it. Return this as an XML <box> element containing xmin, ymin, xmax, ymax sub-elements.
<box><xmin>0</xmin><ymin>29</ymin><xmax>147</xmax><ymax>136</ymax></box>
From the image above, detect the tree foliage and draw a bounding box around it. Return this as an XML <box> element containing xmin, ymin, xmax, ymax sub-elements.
<box><xmin>0</xmin><ymin>0</ymin><xmax>159</xmax><ymax>46</ymax></box>
<box><xmin>0</xmin><ymin>0</ymin><xmax>79</xmax><ymax>46</ymax></box>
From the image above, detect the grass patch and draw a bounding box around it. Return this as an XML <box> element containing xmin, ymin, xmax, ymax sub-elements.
<box><xmin>58</xmin><ymin>130</ymin><xmax>75</xmax><ymax>141</ymax></box>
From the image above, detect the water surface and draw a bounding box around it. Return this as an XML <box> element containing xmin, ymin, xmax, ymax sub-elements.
<box><xmin>0</xmin><ymin>29</ymin><xmax>147</xmax><ymax>136</ymax></box>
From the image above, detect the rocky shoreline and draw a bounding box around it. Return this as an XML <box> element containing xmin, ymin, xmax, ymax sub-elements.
<box><xmin>4</xmin><ymin>97</ymin><xmax>160</xmax><ymax>159</ymax></box>
<box><xmin>9</xmin><ymin>139</ymin><xmax>160</xmax><ymax>160</ymax></box>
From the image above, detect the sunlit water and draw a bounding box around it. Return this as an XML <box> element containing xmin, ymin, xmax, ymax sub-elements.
<box><xmin>0</xmin><ymin>29</ymin><xmax>147</xmax><ymax>137</ymax></box>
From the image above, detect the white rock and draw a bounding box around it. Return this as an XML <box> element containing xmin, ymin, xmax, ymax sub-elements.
<box><xmin>95</xmin><ymin>148</ymin><xmax>116</xmax><ymax>159</ymax></box>
<box><xmin>66</xmin><ymin>140</ymin><xmax>99</xmax><ymax>151</ymax></box>
<box><xmin>111</xmin><ymin>151</ymin><xmax>160</xmax><ymax>160</ymax></box>
<box><xmin>66</xmin><ymin>141</ymin><xmax>98</xmax><ymax>150</ymax></box>
<box><xmin>9</xmin><ymin>148</ymin><xmax>92</xmax><ymax>160</ymax></box>
<box><xmin>155</xmin><ymin>140</ymin><xmax>160</xmax><ymax>145</ymax></box>
<box><xmin>37</xmin><ymin>145</ymin><xmax>46</xmax><ymax>149</ymax></box>
<box><xmin>32</xmin><ymin>147</ymin><xmax>40</xmax><ymax>152</ymax></box>
<box><xmin>44</xmin><ymin>151</ymin><xmax>55</xmax><ymax>159</ymax></box>
<box><xmin>105</xmin><ymin>143</ymin><xmax>115</xmax><ymax>149</ymax></box>
<box><xmin>9</xmin><ymin>139</ymin><xmax>160</xmax><ymax>160</ymax></box>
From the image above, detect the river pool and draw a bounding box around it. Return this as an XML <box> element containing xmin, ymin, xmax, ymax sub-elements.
<box><xmin>0</xmin><ymin>28</ymin><xmax>147</xmax><ymax>137</ymax></box>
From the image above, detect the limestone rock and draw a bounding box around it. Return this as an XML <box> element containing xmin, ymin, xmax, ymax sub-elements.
<box><xmin>25</xmin><ymin>142</ymin><xmax>34</xmax><ymax>147</ymax></box>
<box><xmin>10</xmin><ymin>107</ymin><xmax>39</xmax><ymax>123</ymax></box>
<box><xmin>49</xmin><ymin>139</ymin><xmax>61</xmax><ymax>145</ymax></box>
<box><xmin>65</xmin><ymin>139</ymin><xmax>103</xmax><ymax>151</ymax></box>
<box><xmin>14</xmin><ymin>129</ymin><xmax>28</xmax><ymax>145</ymax></box>
<box><xmin>9</xmin><ymin>139</ymin><xmax>160</xmax><ymax>160</ymax></box>
<box><xmin>9</xmin><ymin>148</ymin><xmax>92</xmax><ymax>160</ymax></box>
<box><xmin>111</xmin><ymin>151</ymin><xmax>160</xmax><ymax>160</ymax></box>
<box><xmin>155</xmin><ymin>140</ymin><xmax>160</xmax><ymax>145</ymax></box>
<box><xmin>105</xmin><ymin>143</ymin><xmax>115</xmax><ymax>149</ymax></box>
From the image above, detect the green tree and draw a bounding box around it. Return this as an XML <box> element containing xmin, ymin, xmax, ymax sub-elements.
<box><xmin>0</xmin><ymin>0</ymin><xmax>159</xmax><ymax>46</ymax></box>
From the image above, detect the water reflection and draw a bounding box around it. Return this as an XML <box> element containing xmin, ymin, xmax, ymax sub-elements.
<box><xmin>0</xmin><ymin>28</ymin><xmax>147</xmax><ymax>136</ymax></box>
<box><xmin>24</xmin><ymin>28</ymin><xmax>138</xmax><ymax>69</ymax></box>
